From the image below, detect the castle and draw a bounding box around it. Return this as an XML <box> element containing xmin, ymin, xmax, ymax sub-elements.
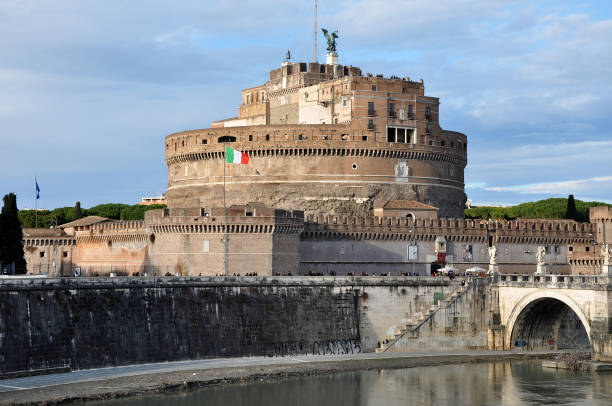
<box><xmin>21</xmin><ymin>50</ymin><xmax>612</xmax><ymax>277</ymax></box>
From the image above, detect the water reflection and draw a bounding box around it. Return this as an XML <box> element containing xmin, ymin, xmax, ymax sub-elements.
<box><xmin>92</xmin><ymin>361</ymin><xmax>612</xmax><ymax>406</ymax></box>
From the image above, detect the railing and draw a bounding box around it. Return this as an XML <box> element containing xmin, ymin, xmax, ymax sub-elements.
<box><xmin>367</xmin><ymin>109</ymin><xmax>376</xmax><ymax>117</ymax></box>
<box><xmin>367</xmin><ymin>123</ymin><xmax>375</xmax><ymax>131</ymax></box>
<box><xmin>388</xmin><ymin>110</ymin><xmax>396</xmax><ymax>119</ymax></box>
<box><xmin>496</xmin><ymin>273</ymin><xmax>610</xmax><ymax>287</ymax></box>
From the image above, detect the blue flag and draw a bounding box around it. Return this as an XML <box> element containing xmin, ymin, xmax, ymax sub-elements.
<box><xmin>35</xmin><ymin>179</ymin><xmax>40</xmax><ymax>200</ymax></box>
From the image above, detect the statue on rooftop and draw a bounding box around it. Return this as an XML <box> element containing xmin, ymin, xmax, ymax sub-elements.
<box><xmin>321</xmin><ymin>28</ymin><xmax>338</xmax><ymax>54</ymax></box>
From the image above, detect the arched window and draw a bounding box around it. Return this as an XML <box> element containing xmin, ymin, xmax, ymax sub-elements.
<box><xmin>218</xmin><ymin>135</ymin><xmax>236</xmax><ymax>143</ymax></box>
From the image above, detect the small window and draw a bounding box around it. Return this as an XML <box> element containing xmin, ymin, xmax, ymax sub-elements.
<box><xmin>402</xmin><ymin>88</ymin><xmax>406</xmax><ymax>94</ymax></box>
<box><xmin>440</xmin><ymin>140</ymin><xmax>445</xmax><ymax>147</ymax></box>
<box><xmin>201</xmin><ymin>139</ymin><xmax>207</xmax><ymax>145</ymax></box>
<box><xmin>389</xmin><ymin>103</ymin><xmax>394</xmax><ymax>112</ymax></box>
<box><xmin>265</xmin><ymin>134</ymin><xmax>270</xmax><ymax>141</ymax></box>
<box><xmin>586</xmin><ymin>246</ymin><xmax>590</xmax><ymax>252</ymax></box>
<box><xmin>362</xmin><ymin>135</ymin><xmax>368</xmax><ymax>141</ymax></box>
<box><xmin>396</xmin><ymin>128</ymin><xmax>406</xmax><ymax>143</ymax></box>
<box><xmin>248</xmin><ymin>135</ymin><xmax>253</xmax><ymax>141</ymax></box>
<box><xmin>428</xmin><ymin>140</ymin><xmax>433</xmax><ymax>146</ymax></box>
<box><xmin>182</xmin><ymin>140</ymin><xmax>185</xmax><ymax>147</ymax></box>
<box><xmin>372</xmin><ymin>85</ymin><xmax>377</xmax><ymax>91</ymax></box>
<box><xmin>425</xmin><ymin>106</ymin><xmax>431</xmax><ymax>119</ymax></box>
<box><xmin>218</xmin><ymin>135</ymin><xmax>236</xmax><ymax>143</ymax></box>
<box><xmin>298</xmin><ymin>134</ymin><xmax>303</xmax><ymax>140</ymax></box>
<box><xmin>63</xmin><ymin>251</ymin><xmax>68</xmax><ymax>258</ymax></box>
<box><xmin>203</xmin><ymin>240</ymin><xmax>210</xmax><ymax>253</ymax></box>
<box><xmin>387</xmin><ymin>127</ymin><xmax>395</xmax><ymax>142</ymax></box>
<box><xmin>342</xmin><ymin>99</ymin><xmax>348</xmax><ymax>107</ymax></box>
<box><xmin>569</xmin><ymin>246</ymin><xmax>573</xmax><ymax>252</ymax></box>
<box><xmin>368</xmin><ymin>102</ymin><xmax>374</xmax><ymax>111</ymax></box>
<box><xmin>246</xmin><ymin>212</ymin><xmax>253</xmax><ymax>216</ymax></box>
<box><xmin>40</xmin><ymin>251</ymin><xmax>45</xmax><ymax>258</ymax></box>
<box><xmin>426</xmin><ymin>123</ymin><xmax>431</xmax><ymax>134</ymax></box>
<box><xmin>450</xmin><ymin>142</ymin><xmax>454</xmax><ymax>148</ymax></box>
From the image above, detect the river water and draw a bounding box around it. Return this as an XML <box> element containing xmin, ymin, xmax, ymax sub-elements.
<box><xmin>92</xmin><ymin>361</ymin><xmax>612</xmax><ymax>406</ymax></box>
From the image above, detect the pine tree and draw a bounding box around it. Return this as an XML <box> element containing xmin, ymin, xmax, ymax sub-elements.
<box><xmin>565</xmin><ymin>194</ymin><xmax>578</xmax><ymax>221</ymax></box>
<box><xmin>73</xmin><ymin>201</ymin><xmax>82</xmax><ymax>220</ymax></box>
<box><xmin>0</xmin><ymin>193</ymin><xmax>27</xmax><ymax>274</ymax></box>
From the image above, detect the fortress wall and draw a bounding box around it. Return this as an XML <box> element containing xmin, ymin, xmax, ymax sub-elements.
<box><xmin>0</xmin><ymin>277</ymin><xmax>461</xmax><ymax>374</ymax></box>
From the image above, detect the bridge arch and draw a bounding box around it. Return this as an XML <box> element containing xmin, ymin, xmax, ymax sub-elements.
<box><xmin>505</xmin><ymin>290</ymin><xmax>592</xmax><ymax>352</ymax></box>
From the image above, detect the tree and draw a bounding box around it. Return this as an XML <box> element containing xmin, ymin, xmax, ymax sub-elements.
<box><xmin>0</xmin><ymin>193</ymin><xmax>27</xmax><ymax>274</ymax></box>
<box><xmin>566</xmin><ymin>194</ymin><xmax>578</xmax><ymax>221</ymax></box>
<box><xmin>73</xmin><ymin>201</ymin><xmax>82</xmax><ymax>220</ymax></box>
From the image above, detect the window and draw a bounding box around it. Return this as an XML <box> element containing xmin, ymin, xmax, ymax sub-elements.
<box><xmin>218</xmin><ymin>135</ymin><xmax>236</xmax><ymax>143</ymax></box>
<box><xmin>387</xmin><ymin>127</ymin><xmax>395</xmax><ymax>142</ymax></box>
<box><xmin>396</xmin><ymin>128</ymin><xmax>406</xmax><ymax>143</ymax></box>
<box><xmin>586</xmin><ymin>246</ymin><xmax>590</xmax><ymax>252</ymax></box>
<box><xmin>402</xmin><ymin>88</ymin><xmax>406</xmax><ymax>94</ymax></box>
<box><xmin>425</xmin><ymin>106</ymin><xmax>431</xmax><ymax>119</ymax></box>
<box><xmin>182</xmin><ymin>140</ymin><xmax>184</xmax><ymax>147</ymax></box>
<box><xmin>265</xmin><ymin>134</ymin><xmax>270</xmax><ymax>141</ymax></box>
<box><xmin>362</xmin><ymin>135</ymin><xmax>368</xmax><ymax>141</ymax></box>
<box><xmin>201</xmin><ymin>139</ymin><xmax>207</xmax><ymax>145</ymax></box>
<box><xmin>298</xmin><ymin>134</ymin><xmax>303</xmax><ymax>140</ymax></box>
<box><xmin>63</xmin><ymin>251</ymin><xmax>68</xmax><ymax>258</ymax></box>
<box><xmin>389</xmin><ymin>103</ymin><xmax>394</xmax><ymax>112</ymax></box>
<box><xmin>260</xmin><ymin>91</ymin><xmax>265</xmax><ymax>101</ymax></box>
<box><xmin>203</xmin><ymin>240</ymin><xmax>210</xmax><ymax>253</ymax></box>
<box><xmin>368</xmin><ymin>102</ymin><xmax>374</xmax><ymax>111</ymax></box>
<box><xmin>569</xmin><ymin>246</ymin><xmax>573</xmax><ymax>252</ymax></box>
<box><xmin>426</xmin><ymin>123</ymin><xmax>431</xmax><ymax>134</ymax></box>
<box><xmin>40</xmin><ymin>252</ymin><xmax>45</xmax><ymax>258</ymax></box>
<box><xmin>342</xmin><ymin>99</ymin><xmax>348</xmax><ymax>107</ymax></box>
<box><xmin>399</xmin><ymin>109</ymin><xmax>405</xmax><ymax>120</ymax></box>
<box><xmin>440</xmin><ymin>140</ymin><xmax>445</xmax><ymax>147</ymax></box>
<box><xmin>372</xmin><ymin>85</ymin><xmax>377</xmax><ymax>91</ymax></box>
<box><xmin>248</xmin><ymin>135</ymin><xmax>253</xmax><ymax>141</ymax></box>
<box><xmin>368</xmin><ymin>119</ymin><xmax>374</xmax><ymax>130</ymax></box>
<box><xmin>450</xmin><ymin>142</ymin><xmax>454</xmax><ymax>148</ymax></box>
<box><xmin>246</xmin><ymin>94</ymin><xmax>251</xmax><ymax>104</ymax></box>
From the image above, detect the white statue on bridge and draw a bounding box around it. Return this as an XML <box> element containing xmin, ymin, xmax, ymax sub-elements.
<box><xmin>536</xmin><ymin>246</ymin><xmax>546</xmax><ymax>266</ymax></box>
<box><xmin>488</xmin><ymin>246</ymin><xmax>497</xmax><ymax>265</ymax></box>
<box><xmin>602</xmin><ymin>244</ymin><xmax>610</xmax><ymax>266</ymax></box>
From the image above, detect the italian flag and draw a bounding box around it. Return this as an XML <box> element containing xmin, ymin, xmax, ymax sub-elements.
<box><xmin>225</xmin><ymin>146</ymin><xmax>249</xmax><ymax>164</ymax></box>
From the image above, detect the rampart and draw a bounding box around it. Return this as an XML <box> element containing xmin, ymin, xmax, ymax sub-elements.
<box><xmin>0</xmin><ymin>276</ymin><xmax>462</xmax><ymax>374</ymax></box>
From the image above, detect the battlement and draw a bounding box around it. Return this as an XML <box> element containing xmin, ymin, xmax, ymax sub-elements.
<box><xmin>302</xmin><ymin>215</ymin><xmax>593</xmax><ymax>244</ymax></box>
<box><xmin>590</xmin><ymin>205</ymin><xmax>612</xmax><ymax>222</ymax></box>
<box><xmin>165</xmin><ymin>124</ymin><xmax>467</xmax><ymax>165</ymax></box>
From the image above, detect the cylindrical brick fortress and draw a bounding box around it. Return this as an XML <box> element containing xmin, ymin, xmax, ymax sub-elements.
<box><xmin>165</xmin><ymin>124</ymin><xmax>467</xmax><ymax>217</ymax></box>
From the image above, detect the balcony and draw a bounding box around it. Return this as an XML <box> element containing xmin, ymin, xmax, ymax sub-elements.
<box><xmin>387</xmin><ymin>110</ymin><xmax>396</xmax><ymax>119</ymax></box>
<box><xmin>425</xmin><ymin>114</ymin><xmax>432</xmax><ymax>121</ymax></box>
<box><xmin>367</xmin><ymin>109</ymin><xmax>376</xmax><ymax>117</ymax></box>
<box><xmin>408</xmin><ymin>113</ymin><xmax>415</xmax><ymax>120</ymax></box>
<box><xmin>367</xmin><ymin>123</ymin><xmax>376</xmax><ymax>131</ymax></box>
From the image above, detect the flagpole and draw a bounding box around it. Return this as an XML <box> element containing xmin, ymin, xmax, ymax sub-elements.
<box><xmin>35</xmin><ymin>176</ymin><xmax>38</xmax><ymax>228</ymax></box>
<box><xmin>223</xmin><ymin>148</ymin><xmax>228</xmax><ymax>276</ymax></box>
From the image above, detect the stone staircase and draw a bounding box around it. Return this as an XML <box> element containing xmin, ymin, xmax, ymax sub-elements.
<box><xmin>375</xmin><ymin>282</ymin><xmax>471</xmax><ymax>353</ymax></box>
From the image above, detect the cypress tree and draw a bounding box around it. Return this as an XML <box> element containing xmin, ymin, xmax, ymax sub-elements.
<box><xmin>74</xmin><ymin>201</ymin><xmax>82</xmax><ymax>220</ymax></box>
<box><xmin>0</xmin><ymin>193</ymin><xmax>27</xmax><ymax>274</ymax></box>
<box><xmin>565</xmin><ymin>194</ymin><xmax>578</xmax><ymax>221</ymax></box>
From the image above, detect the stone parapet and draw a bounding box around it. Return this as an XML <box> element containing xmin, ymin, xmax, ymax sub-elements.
<box><xmin>302</xmin><ymin>215</ymin><xmax>593</xmax><ymax>244</ymax></box>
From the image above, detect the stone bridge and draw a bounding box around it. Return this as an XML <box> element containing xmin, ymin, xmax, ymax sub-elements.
<box><xmin>490</xmin><ymin>274</ymin><xmax>612</xmax><ymax>362</ymax></box>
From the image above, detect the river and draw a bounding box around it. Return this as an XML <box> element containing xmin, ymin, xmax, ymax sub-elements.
<box><xmin>91</xmin><ymin>360</ymin><xmax>612</xmax><ymax>406</ymax></box>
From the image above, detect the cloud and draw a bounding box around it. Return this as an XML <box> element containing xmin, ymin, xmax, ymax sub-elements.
<box><xmin>1</xmin><ymin>0</ymin><xmax>612</xmax><ymax>209</ymax></box>
<box><xmin>485</xmin><ymin>176</ymin><xmax>612</xmax><ymax>196</ymax></box>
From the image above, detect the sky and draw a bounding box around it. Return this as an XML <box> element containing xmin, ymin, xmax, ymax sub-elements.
<box><xmin>1</xmin><ymin>0</ymin><xmax>611</xmax><ymax>210</ymax></box>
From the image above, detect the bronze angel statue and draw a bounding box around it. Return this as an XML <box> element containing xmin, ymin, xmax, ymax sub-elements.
<box><xmin>321</xmin><ymin>28</ymin><xmax>338</xmax><ymax>53</ymax></box>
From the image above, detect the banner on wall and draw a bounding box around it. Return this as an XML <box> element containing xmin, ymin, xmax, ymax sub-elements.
<box><xmin>462</xmin><ymin>244</ymin><xmax>473</xmax><ymax>262</ymax></box>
